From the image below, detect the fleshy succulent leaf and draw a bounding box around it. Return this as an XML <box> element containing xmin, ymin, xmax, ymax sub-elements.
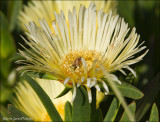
<box><xmin>149</xmin><ymin>103</ymin><xmax>159</xmax><ymax>122</ymax></box>
<box><xmin>120</xmin><ymin>102</ymin><xmax>136</xmax><ymax>121</ymax></box>
<box><xmin>64</xmin><ymin>101</ymin><xmax>72</xmax><ymax>121</ymax></box>
<box><xmin>23</xmin><ymin>74</ymin><xmax>62</xmax><ymax>121</ymax></box>
<box><xmin>93</xmin><ymin>108</ymin><xmax>103</xmax><ymax>122</ymax></box>
<box><xmin>72</xmin><ymin>86</ymin><xmax>91</xmax><ymax>121</ymax></box>
<box><xmin>107</xmin><ymin>81</ymin><xmax>144</xmax><ymax>99</ymax></box>
<box><xmin>104</xmin><ymin>97</ymin><xmax>120</xmax><ymax>121</ymax></box>
<box><xmin>55</xmin><ymin>85</ymin><xmax>72</xmax><ymax>99</ymax></box>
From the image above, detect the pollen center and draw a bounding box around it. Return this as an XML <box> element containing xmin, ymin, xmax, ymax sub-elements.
<box><xmin>60</xmin><ymin>50</ymin><xmax>102</xmax><ymax>77</ymax></box>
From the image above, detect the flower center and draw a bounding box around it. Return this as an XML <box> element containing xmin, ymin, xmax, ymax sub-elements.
<box><xmin>60</xmin><ymin>50</ymin><xmax>102</xmax><ymax>78</ymax></box>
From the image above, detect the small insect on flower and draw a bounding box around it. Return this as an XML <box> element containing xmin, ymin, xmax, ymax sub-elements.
<box><xmin>17</xmin><ymin>3</ymin><xmax>148</xmax><ymax>103</ymax></box>
<box><xmin>72</xmin><ymin>57</ymin><xmax>82</xmax><ymax>70</ymax></box>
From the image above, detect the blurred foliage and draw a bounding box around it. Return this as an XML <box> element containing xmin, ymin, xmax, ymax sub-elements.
<box><xmin>0</xmin><ymin>0</ymin><xmax>159</xmax><ymax>121</ymax></box>
<box><xmin>7</xmin><ymin>1</ymin><xmax>22</xmax><ymax>32</ymax></box>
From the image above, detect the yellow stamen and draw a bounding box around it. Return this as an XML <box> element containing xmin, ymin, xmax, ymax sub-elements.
<box><xmin>60</xmin><ymin>50</ymin><xmax>102</xmax><ymax>78</ymax></box>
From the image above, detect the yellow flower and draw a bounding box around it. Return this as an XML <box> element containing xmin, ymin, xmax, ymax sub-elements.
<box><xmin>17</xmin><ymin>3</ymin><xmax>148</xmax><ymax>103</ymax></box>
<box><xmin>19</xmin><ymin>0</ymin><xmax>117</xmax><ymax>31</ymax></box>
<box><xmin>13</xmin><ymin>79</ymin><xmax>72</xmax><ymax>121</ymax></box>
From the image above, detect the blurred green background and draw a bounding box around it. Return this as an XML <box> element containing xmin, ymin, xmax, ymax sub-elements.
<box><xmin>0</xmin><ymin>0</ymin><xmax>159</xmax><ymax>121</ymax></box>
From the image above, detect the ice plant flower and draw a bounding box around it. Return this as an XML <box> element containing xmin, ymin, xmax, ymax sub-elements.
<box><xmin>17</xmin><ymin>3</ymin><xmax>148</xmax><ymax>103</ymax></box>
<box><xmin>13</xmin><ymin>79</ymin><xmax>72</xmax><ymax>121</ymax></box>
<box><xmin>19</xmin><ymin>0</ymin><xmax>117</xmax><ymax>32</ymax></box>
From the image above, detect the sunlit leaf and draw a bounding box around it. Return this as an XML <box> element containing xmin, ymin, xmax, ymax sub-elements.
<box><xmin>108</xmin><ymin>81</ymin><xmax>144</xmax><ymax>99</ymax></box>
<box><xmin>120</xmin><ymin>102</ymin><xmax>136</xmax><ymax>121</ymax></box>
<box><xmin>149</xmin><ymin>103</ymin><xmax>159</xmax><ymax>122</ymax></box>
<box><xmin>104</xmin><ymin>97</ymin><xmax>120</xmax><ymax>121</ymax></box>
<box><xmin>23</xmin><ymin>74</ymin><xmax>62</xmax><ymax>121</ymax></box>
<box><xmin>72</xmin><ymin>87</ymin><xmax>91</xmax><ymax>121</ymax></box>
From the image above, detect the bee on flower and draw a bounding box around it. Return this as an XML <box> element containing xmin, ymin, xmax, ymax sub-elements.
<box><xmin>17</xmin><ymin>3</ymin><xmax>148</xmax><ymax>103</ymax></box>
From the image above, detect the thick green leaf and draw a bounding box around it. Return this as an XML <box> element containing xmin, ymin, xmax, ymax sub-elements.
<box><xmin>8</xmin><ymin>104</ymin><xmax>32</xmax><ymax>122</ymax></box>
<box><xmin>93</xmin><ymin>108</ymin><xmax>103</xmax><ymax>122</ymax></box>
<box><xmin>55</xmin><ymin>85</ymin><xmax>72</xmax><ymax>98</ymax></box>
<box><xmin>149</xmin><ymin>103</ymin><xmax>159</xmax><ymax>122</ymax></box>
<box><xmin>104</xmin><ymin>97</ymin><xmax>120</xmax><ymax>121</ymax></box>
<box><xmin>23</xmin><ymin>74</ymin><xmax>62</xmax><ymax>121</ymax></box>
<box><xmin>7</xmin><ymin>0</ymin><xmax>22</xmax><ymax>31</ymax></box>
<box><xmin>135</xmin><ymin>73</ymin><xmax>160</xmax><ymax>121</ymax></box>
<box><xmin>0</xmin><ymin>11</ymin><xmax>16</xmax><ymax>59</ymax></box>
<box><xmin>64</xmin><ymin>101</ymin><xmax>72</xmax><ymax>122</ymax></box>
<box><xmin>72</xmin><ymin>87</ymin><xmax>91</xmax><ymax>121</ymax></box>
<box><xmin>108</xmin><ymin>81</ymin><xmax>144</xmax><ymax>99</ymax></box>
<box><xmin>120</xmin><ymin>102</ymin><xmax>136</xmax><ymax>121</ymax></box>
